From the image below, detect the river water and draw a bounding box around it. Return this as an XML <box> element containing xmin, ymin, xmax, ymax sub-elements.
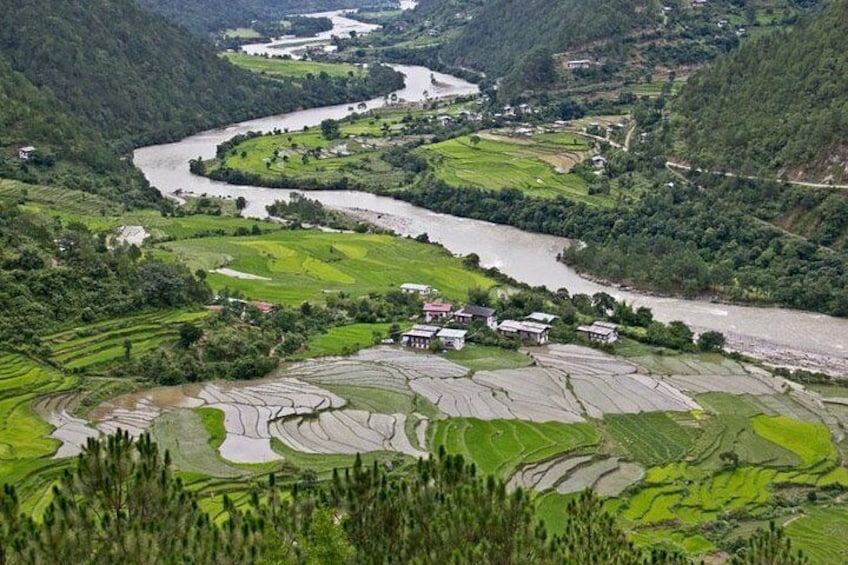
<box><xmin>134</xmin><ymin>12</ymin><xmax>848</xmax><ymax>374</ymax></box>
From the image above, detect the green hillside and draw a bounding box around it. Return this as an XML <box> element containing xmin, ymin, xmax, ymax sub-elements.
<box><xmin>674</xmin><ymin>0</ymin><xmax>848</xmax><ymax>181</ymax></box>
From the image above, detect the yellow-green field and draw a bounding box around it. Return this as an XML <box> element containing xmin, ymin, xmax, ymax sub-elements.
<box><xmin>158</xmin><ymin>230</ymin><xmax>496</xmax><ymax>304</ymax></box>
<box><xmin>417</xmin><ymin>133</ymin><xmax>604</xmax><ymax>203</ymax></box>
<box><xmin>223</xmin><ymin>52</ymin><xmax>362</xmax><ymax>79</ymax></box>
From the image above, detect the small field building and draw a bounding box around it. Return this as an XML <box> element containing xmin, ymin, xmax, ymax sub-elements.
<box><xmin>423</xmin><ymin>303</ymin><xmax>453</xmax><ymax>322</ymax></box>
<box><xmin>577</xmin><ymin>321</ymin><xmax>620</xmax><ymax>344</ymax></box>
<box><xmin>497</xmin><ymin>320</ymin><xmax>551</xmax><ymax>345</ymax></box>
<box><xmin>18</xmin><ymin>146</ymin><xmax>35</xmax><ymax>161</ymax></box>
<box><xmin>454</xmin><ymin>305</ymin><xmax>497</xmax><ymax>329</ymax></box>
<box><xmin>401</xmin><ymin>283</ymin><xmax>437</xmax><ymax>295</ymax></box>
<box><xmin>526</xmin><ymin>312</ymin><xmax>559</xmax><ymax>324</ymax></box>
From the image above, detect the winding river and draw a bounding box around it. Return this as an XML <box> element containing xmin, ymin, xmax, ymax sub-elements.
<box><xmin>134</xmin><ymin>12</ymin><xmax>848</xmax><ymax>374</ymax></box>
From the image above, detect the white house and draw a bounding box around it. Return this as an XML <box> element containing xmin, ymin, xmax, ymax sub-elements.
<box><xmin>437</xmin><ymin>328</ymin><xmax>467</xmax><ymax>350</ymax></box>
<box><xmin>401</xmin><ymin>283</ymin><xmax>436</xmax><ymax>295</ymax></box>
<box><xmin>592</xmin><ymin>155</ymin><xmax>607</xmax><ymax>169</ymax></box>
<box><xmin>18</xmin><ymin>146</ymin><xmax>35</xmax><ymax>161</ymax></box>
<box><xmin>577</xmin><ymin>321</ymin><xmax>620</xmax><ymax>344</ymax></box>
<box><xmin>565</xmin><ymin>59</ymin><xmax>592</xmax><ymax>70</ymax></box>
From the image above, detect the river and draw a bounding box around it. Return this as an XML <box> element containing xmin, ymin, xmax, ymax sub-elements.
<box><xmin>134</xmin><ymin>13</ymin><xmax>848</xmax><ymax>375</ymax></box>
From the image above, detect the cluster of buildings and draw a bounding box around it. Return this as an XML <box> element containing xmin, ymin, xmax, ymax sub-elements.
<box><xmin>398</xmin><ymin>283</ymin><xmax>619</xmax><ymax>352</ymax></box>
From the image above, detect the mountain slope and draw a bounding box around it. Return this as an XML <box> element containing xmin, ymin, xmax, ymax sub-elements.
<box><xmin>0</xmin><ymin>0</ymin><xmax>293</xmax><ymax>152</ymax></box>
<box><xmin>674</xmin><ymin>0</ymin><xmax>848</xmax><ymax>180</ymax></box>
<box><xmin>136</xmin><ymin>0</ymin><xmax>381</xmax><ymax>33</ymax></box>
<box><xmin>420</xmin><ymin>0</ymin><xmax>657</xmax><ymax>79</ymax></box>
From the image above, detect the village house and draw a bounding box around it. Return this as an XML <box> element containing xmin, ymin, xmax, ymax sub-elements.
<box><xmin>454</xmin><ymin>305</ymin><xmax>497</xmax><ymax>329</ymax></box>
<box><xmin>437</xmin><ymin>328</ymin><xmax>467</xmax><ymax>350</ymax></box>
<box><xmin>423</xmin><ymin>303</ymin><xmax>453</xmax><ymax>323</ymax></box>
<box><xmin>436</xmin><ymin>115</ymin><xmax>454</xmax><ymax>127</ymax></box>
<box><xmin>249</xmin><ymin>301</ymin><xmax>277</xmax><ymax>315</ymax></box>
<box><xmin>18</xmin><ymin>146</ymin><xmax>35</xmax><ymax>161</ymax></box>
<box><xmin>565</xmin><ymin>59</ymin><xmax>591</xmax><ymax>70</ymax></box>
<box><xmin>592</xmin><ymin>155</ymin><xmax>607</xmax><ymax>169</ymax></box>
<box><xmin>401</xmin><ymin>325</ymin><xmax>440</xmax><ymax>349</ymax></box>
<box><xmin>401</xmin><ymin>283</ymin><xmax>436</xmax><ymax>296</ymax></box>
<box><xmin>526</xmin><ymin>312</ymin><xmax>559</xmax><ymax>324</ymax></box>
<box><xmin>497</xmin><ymin>320</ymin><xmax>551</xmax><ymax>345</ymax></box>
<box><xmin>576</xmin><ymin>321</ymin><xmax>620</xmax><ymax>344</ymax></box>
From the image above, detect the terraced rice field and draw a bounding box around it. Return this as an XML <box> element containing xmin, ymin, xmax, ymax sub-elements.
<box><xmin>417</xmin><ymin>134</ymin><xmax>604</xmax><ymax>204</ymax></box>
<box><xmin>429</xmin><ymin>418</ymin><xmax>598</xmax><ymax>478</ymax></box>
<box><xmin>0</xmin><ymin>352</ymin><xmax>77</xmax><ymax>460</ymax></box>
<box><xmin>605</xmin><ymin>412</ymin><xmax>701</xmax><ymax>466</ymax></box>
<box><xmin>786</xmin><ymin>506</ymin><xmax>848</xmax><ymax>564</ymax></box>
<box><xmin>159</xmin><ymin>231</ymin><xmax>495</xmax><ymax>304</ymax></box>
<box><xmin>46</xmin><ymin>310</ymin><xmax>209</xmax><ymax>371</ymax></box>
<box><xmin>224</xmin><ymin>52</ymin><xmax>361</xmax><ymax>79</ymax></box>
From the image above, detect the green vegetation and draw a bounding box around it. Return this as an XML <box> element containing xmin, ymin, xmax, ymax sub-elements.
<box><xmin>298</xmin><ymin>322</ymin><xmax>393</xmax><ymax>358</ymax></box>
<box><xmin>444</xmin><ymin>345</ymin><xmax>534</xmax><ymax>371</ymax></box>
<box><xmin>418</xmin><ymin>134</ymin><xmax>599</xmax><ymax>203</ymax></box>
<box><xmin>159</xmin><ymin>230</ymin><xmax>495</xmax><ymax>304</ymax></box>
<box><xmin>675</xmin><ymin>0</ymin><xmax>848</xmax><ymax>181</ymax></box>
<box><xmin>786</xmin><ymin>506</ymin><xmax>848</xmax><ymax>564</ymax></box>
<box><xmin>151</xmin><ymin>409</ymin><xmax>242</xmax><ymax>477</ymax></box>
<box><xmin>224</xmin><ymin>53</ymin><xmax>362</xmax><ymax>79</ymax></box>
<box><xmin>429</xmin><ymin>418</ymin><xmax>598</xmax><ymax>478</ymax></box>
<box><xmin>2</xmin><ymin>432</ymin><xmax>704</xmax><ymax>564</ymax></box>
<box><xmin>46</xmin><ymin>310</ymin><xmax>209</xmax><ymax>371</ymax></box>
<box><xmin>605</xmin><ymin>412</ymin><xmax>701</xmax><ymax>467</ymax></box>
<box><xmin>751</xmin><ymin>415</ymin><xmax>836</xmax><ymax>466</ymax></box>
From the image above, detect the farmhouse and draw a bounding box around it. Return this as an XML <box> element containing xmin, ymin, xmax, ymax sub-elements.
<box><xmin>454</xmin><ymin>305</ymin><xmax>497</xmax><ymax>329</ymax></box>
<box><xmin>423</xmin><ymin>302</ymin><xmax>453</xmax><ymax>322</ymax></box>
<box><xmin>565</xmin><ymin>59</ymin><xmax>591</xmax><ymax>70</ymax></box>
<box><xmin>401</xmin><ymin>283</ymin><xmax>436</xmax><ymax>295</ymax></box>
<box><xmin>249</xmin><ymin>301</ymin><xmax>277</xmax><ymax>315</ymax></box>
<box><xmin>497</xmin><ymin>320</ymin><xmax>551</xmax><ymax>345</ymax></box>
<box><xmin>437</xmin><ymin>328</ymin><xmax>467</xmax><ymax>350</ymax></box>
<box><xmin>592</xmin><ymin>155</ymin><xmax>607</xmax><ymax>169</ymax></box>
<box><xmin>436</xmin><ymin>115</ymin><xmax>454</xmax><ymax>126</ymax></box>
<box><xmin>401</xmin><ymin>325</ymin><xmax>440</xmax><ymax>349</ymax></box>
<box><xmin>526</xmin><ymin>312</ymin><xmax>559</xmax><ymax>324</ymax></box>
<box><xmin>577</xmin><ymin>321</ymin><xmax>620</xmax><ymax>344</ymax></box>
<box><xmin>18</xmin><ymin>146</ymin><xmax>35</xmax><ymax>161</ymax></box>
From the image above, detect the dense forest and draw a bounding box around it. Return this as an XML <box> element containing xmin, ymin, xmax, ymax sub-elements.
<box><xmin>136</xmin><ymin>0</ymin><xmax>395</xmax><ymax>33</ymax></box>
<box><xmin>0</xmin><ymin>432</ymin><xmax>806</xmax><ymax>564</ymax></box>
<box><xmin>674</xmin><ymin>0</ymin><xmax>848</xmax><ymax>181</ymax></box>
<box><xmin>407</xmin><ymin>0</ymin><xmax>656</xmax><ymax>95</ymax></box>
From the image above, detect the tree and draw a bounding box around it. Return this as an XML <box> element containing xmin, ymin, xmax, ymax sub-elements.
<box><xmin>467</xmin><ymin>286</ymin><xmax>491</xmax><ymax>307</ymax></box>
<box><xmin>469</xmin><ymin>135</ymin><xmax>481</xmax><ymax>148</ymax></box>
<box><xmin>731</xmin><ymin>522</ymin><xmax>808</xmax><ymax>564</ymax></box>
<box><xmin>320</xmin><ymin>119</ymin><xmax>340</xmax><ymax>140</ymax></box>
<box><xmin>178</xmin><ymin>322</ymin><xmax>203</xmax><ymax>348</ymax></box>
<box><xmin>235</xmin><ymin>196</ymin><xmax>247</xmax><ymax>213</ymax></box>
<box><xmin>123</xmin><ymin>338</ymin><xmax>132</xmax><ymax>362</ymax></box>
<box><xmin>698</xmin><ymin>330</ymin><xmax>726</xmax><ymax>352</ymax></box>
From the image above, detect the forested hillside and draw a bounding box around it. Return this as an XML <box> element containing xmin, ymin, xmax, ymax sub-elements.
<box><xmin>0</xmin><ymin>0</ymin><xmax>295</xmax><ymax>152</ymax></box>
<box><xmin>136</xmin><ymin>0</ymin><xmax>388</xmax><ymax>33</ymax></box>
<box><xmin>415</xmin><ymin>0</ymin><xmax>656</xmax><ymax>83</ymax></box>
<box><xmin>674</xmin><ymin>0</ymin><xmax>848</xmax><ymax>180</ymax></box>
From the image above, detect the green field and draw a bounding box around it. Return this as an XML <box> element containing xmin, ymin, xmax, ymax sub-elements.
<box><xmin>223</xmin><ymin>52</ymin><xmax>361</xmax><ymax>79</ymax></box>
<box><xmin>159</xmin><ymin>230</ymin><xmax>495</xmax><ymax>304</ymax></box>
<box><xmin>46</xmin><ymin>310</ymin><xmax>209</xmax><ymax>371</ymax></box>
<box><xmin>296</xmin><ymin>322</ymin><xmax>393</xmax><ymax>359</ymax></box>
<box><xmin>751</xmin><ymin>415</ymin><xmax>836</xmax><ymax>466</ymax></box>
<box><xmin>786</xmin><ymin>506</ymin><xmax>848</xmax><ymax>564</ymax></box>
<box><xmin>418</xmin><ymin>134</ymin><xmax>606</xmax><ymax>204</ymax></box>
<box><xmin>0</xmin><ymin>352</ymin><xmax>75</xmax><ymax>460</ymax></box>
<box><xmin>223</xmin><ymin>28</ymin><xmax>262</xmax><ymax>39</ymax></box>
<box><xmin>429</xmin><ymin>418</ymin><xmax>598</xmax><ymax>478</ymax></box>
<box><xmin>444</xmin><ymin>345</ymin><xmax>535</xmax><ymax>371</ymax></box>
<box><xmin>605</xmin><ymin>412</ymin><xmax>701</xmax><ymax>466</ymax></box>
